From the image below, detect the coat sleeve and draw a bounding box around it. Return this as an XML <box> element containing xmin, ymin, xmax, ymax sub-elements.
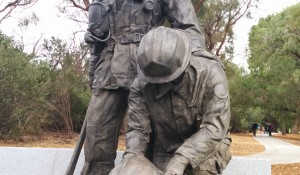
<box><xmin>161</xmin><ymin>0</ymin><xmax>205</xmax><ymax>50</ymax></box>
<box><xmin>125</xmin><ymin>79</ymin><xmax>152</xmax><ymax>155</ymax></box>
<box><xmin>175</xmin><ymin>63</ymin><xmax>231</xmax><ymax>168</ymax></box>
<box><xmin>88</xmin><ymin>43</ymin><xmax>106</xmax><ymax>79</ymax></box>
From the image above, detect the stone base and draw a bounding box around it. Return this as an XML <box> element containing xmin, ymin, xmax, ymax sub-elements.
<box><xmin>0</xmin><ymin>147</ymin><xmax>270</xmax><ymax>175</ymax></box>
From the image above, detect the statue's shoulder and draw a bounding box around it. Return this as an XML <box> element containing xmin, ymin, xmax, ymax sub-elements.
<box><xmin>191</xmin><ymin>49</ymin><xmax>225</xmax><ymax>70</ymax></box>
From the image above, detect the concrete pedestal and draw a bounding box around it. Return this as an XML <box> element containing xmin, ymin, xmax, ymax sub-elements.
<box><xmin>0</xmin><ymin>147</ymin><xmax>271</xmax><ymax>175</ymax></box>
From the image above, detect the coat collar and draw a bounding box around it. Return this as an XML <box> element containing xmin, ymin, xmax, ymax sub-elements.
<box><xmin>154</xmin><ymin>67</ymin><xmax>196</xmax><ymax>106</ymax></box>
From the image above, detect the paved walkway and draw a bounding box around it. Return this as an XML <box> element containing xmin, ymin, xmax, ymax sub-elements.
<box><xmin>245</xmin><ymin>134</ymin><xmax>300</xmax><ymax>164</ymax></box>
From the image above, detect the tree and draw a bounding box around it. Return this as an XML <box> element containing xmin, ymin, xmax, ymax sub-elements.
<box><xmin>247</xmin><ymin>3</ymin><xmax>300</xmax><ymax>134</ymax></box>
<box><xmin>42</xmin><ymin>37</ymin><xmax>90</xmax><ymax>135</ymax></box>
<box><xmin>0</xmin><ymin>32</ymin><xmax>49</xmax><ymax>138</ymax></box>
<box><xmin>193</xmin><ymin>0</ymin><xmax>257</xmax><ymax>61</ymax></box>
<box><xmin>0</xmin><ymin>0</ymin><xmax>38</xmax><ymax>24</ymax></box>
<box><xmin>58</xmin><ymin>0</ymin><xmax>89</xmax><ymax>25</ymax></box>
<box><xmin>1</xmin><ymin>1</ymin><xmax>43</xmax><ymax>56</ymax></box>
<box><xmin>16</xmin><ymin>12</ymin><xmax>43</xmax><ymax>56</ymax></box>
<box><xmin>0</xmin><ymin>31</ymin><xmax>91</xmax><ymax>138</ymax></box>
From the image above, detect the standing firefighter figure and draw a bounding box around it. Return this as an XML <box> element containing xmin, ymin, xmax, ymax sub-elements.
<box><xmin>77</xmin><ymin>0</ymin><xmax>206</xmax><ymax>175</ymax></box>
<box><xmin>110</xmin><ymin>26</ymin><xmax>232</xmax><ymax>175</ymax></box>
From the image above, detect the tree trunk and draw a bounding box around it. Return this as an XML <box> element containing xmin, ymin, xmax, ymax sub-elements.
<box><xmin>291</xmin><ymin>117</ymin><xmax>300</xmax><ymax>134</ymax></box>
<box><xmin>194</xmin><ymin>0</ymin><xmax>205</xmax><ymax>14</ymax></box>
<box><xmin>281</xmin><ymin>122</ymin><xmax>286</xmax><ymax>135</ymax></box>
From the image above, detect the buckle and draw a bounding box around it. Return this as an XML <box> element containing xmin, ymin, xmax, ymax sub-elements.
<box><xmin>132</xmin><ymin>33</ymin><xmax>141</xmax><ymax>43</ymax></box>
<box><xmin>120</xmin><ymin>33</ymin><xmax>144</xmax><ymax>44</ymax></box>
<box><xmin>120</xmin><ymin>35</ymin><xmax>126</xmax><ymax>44</ymax></box>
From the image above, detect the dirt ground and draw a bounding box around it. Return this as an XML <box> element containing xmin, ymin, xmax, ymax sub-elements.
<box><xmin>273</xmin><ymin>133</ymin><xmax>300</xmax><ymax>147</ymax></box>
<box><xmin>271</xmin><ymin>134</ymin><xmax>300</xmax><ymax>175</ymax></box>
<box><xmin>1</xmin><ymin>132</ymin><xmax>300</xmax><ymax>175</ymax></box>
<box><xmin>230</xmin><ymin>133</ymin><xmax>265</xmax><ymax>156</ymax></box>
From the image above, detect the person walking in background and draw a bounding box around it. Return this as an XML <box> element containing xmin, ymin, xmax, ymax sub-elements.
<box><xmin>251</xmin><ymin>122</ymin><xmax>259</xmax><ymax>137</ymax></box>
<box><xmin>264</xmin><ymin>119</ymin><xmax>272</xmax><ymax>137</ymax></box>
<box><xmin>266</xmin><ymin>121</ymin><xmax>272</xmax><ymax>137</ymax></box>
<box><xmin>259</xmin><ymin>124</ymin><xmax>263</xmax><ymax>135</ymax></box>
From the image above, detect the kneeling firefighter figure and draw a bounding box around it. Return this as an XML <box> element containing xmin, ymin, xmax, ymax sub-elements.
<box><xmin>110</xmin><ymin>26</ymin><xmax>231</xmax><ymax>175</ymax></box>
<box><xmin>65</xmin><ymin>0</ymin><xmax>222</xmax><ymax>175</ymax></box>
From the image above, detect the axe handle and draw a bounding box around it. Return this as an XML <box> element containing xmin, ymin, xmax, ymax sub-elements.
<box><xmin>65</xmin><ymin>119</ymin><xmax>87</xmax><ymax>175</ymax></box>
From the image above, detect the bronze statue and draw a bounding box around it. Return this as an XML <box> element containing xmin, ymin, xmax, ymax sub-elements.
<box><xmin>76</xmin><ymin>0</ymin><xmax>206</xmax><ymax>175</ymax></box>
<box><xmin>110</xmin><ymin>155</ymin><xmax>164</xmax><ymax>175</ymax></box>
<box><xmin>112</xmin><ymin>26</ymin><xmax>232</xmax><ymax>175</ymax></box>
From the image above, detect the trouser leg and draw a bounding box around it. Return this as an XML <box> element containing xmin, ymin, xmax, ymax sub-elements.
<box><xmin>81</xmin><ymin>89</ymin><xmax>129</xmax><ymax>175</ymax></box>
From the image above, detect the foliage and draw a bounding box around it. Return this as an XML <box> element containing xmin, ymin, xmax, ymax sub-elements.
<box><xmin>246</xmin><ymin>3</ymin><xmax>300</xmax><ymax>134</ymax></box>
<box><xmin>0</xmin><ymin>32</ymin><xmax>47</xmax><ymax>138</ymax></box>
<box><xmin>0</xmin><ymin>32</ymin><xmax>91</xmax><ymax>138</ymax></box>
<box><xmin>58</xmin><ymin>0</ymin><xmax>88</xmax><ymax>24</ymax></box>
<box><xmin>41</xmin><ymin>37</ymin><xmax>90</xmax><ymax>134</ymax></box>
<box><xmin>0</xmin><ymin>0</ymin><xmax>38</xmax><ymax>24</ymax></box>
<box><xmin>194</xmin><ymin>0</ymin><xmax>257</xmax><ymax>60</ymax></box>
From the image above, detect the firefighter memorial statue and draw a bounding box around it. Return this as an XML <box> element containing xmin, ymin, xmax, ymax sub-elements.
<box><xmin>67</xmin><ymin>0</ymin><xmax>209</xmax><ymax>175</ymax></box>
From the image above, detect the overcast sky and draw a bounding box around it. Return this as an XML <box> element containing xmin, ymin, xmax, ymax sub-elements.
<box><xmin>0</xmin><ymin>0</ymin><xmax>299</xmax><ymax>68</ymax></box>
<box><xmin>233</xmin><ymin>0</ymin><xmax>300</xmax><ymax>68</ymax></box>
<box><xmin>0</xmin><ymin>1</ymin><xmax>82</xmax><ymax>39</ymax></box>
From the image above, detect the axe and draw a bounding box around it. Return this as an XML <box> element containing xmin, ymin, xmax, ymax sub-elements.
<box><xmin>65</xmin><ymin>118</ymin><xmax>87</xmax><ymax>175</ymax></box>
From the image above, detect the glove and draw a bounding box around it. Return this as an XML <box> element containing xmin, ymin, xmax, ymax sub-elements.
<box><xmin>84</xmin><ymin>31</ymin><xmax>99</xmax><ymax>44</ymax></box>
<box><xmin>164</xmin><ymin>154</ymin><xmax>189</xmax><ymax>175</ymax></box>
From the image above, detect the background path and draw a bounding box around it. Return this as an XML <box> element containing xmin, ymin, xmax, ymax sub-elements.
<box><xmin>246</xmin><ymin>135</ymin><xmax>300</xmax><ymax>164</ymax></box>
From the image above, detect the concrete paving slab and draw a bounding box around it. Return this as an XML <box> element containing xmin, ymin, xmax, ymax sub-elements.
<box><xmin>247</xmin><ymin>135</ymin><xmax>300</xmax><ymax>164</ymax></box>
<box><xmin>0</xmin><ymin>147</ymin><xmax>84</xmax><ymax>175</ymax></box>
<box><xmin>222</xmin><ymin>157</ymin><xmax>271</xmax><ymax>175</ymax></box>
<box><xmin>0</xmin><ymin>147</ymin><xmax>270</xmax><ymax>175</ymax></box>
